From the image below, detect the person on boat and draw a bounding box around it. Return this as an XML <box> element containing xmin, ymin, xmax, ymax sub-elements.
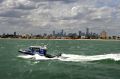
<box><xmin>39</xmin><ymin>45</ymin><xmax>47</xmax><ymax>56</ymax></box>
<box><xmin>39</xmin><ymin>45</ymin><xmax>61</xmax><ymax>58</ymax></box>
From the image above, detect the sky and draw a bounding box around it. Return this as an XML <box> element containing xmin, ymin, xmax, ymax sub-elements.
<box><xmin>0</xmin><ymin>0</ymin><xmax>120</xmax><ymax>35</ymax></box>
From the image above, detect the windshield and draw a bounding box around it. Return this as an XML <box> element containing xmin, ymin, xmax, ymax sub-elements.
<box><xmin>29</xmin><ymin>47</ymin><xmax>40</xmax><ymax>52</ymax></box>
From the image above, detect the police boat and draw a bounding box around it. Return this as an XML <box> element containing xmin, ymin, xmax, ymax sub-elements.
<box><xmin>18</xmin><ymin>46</ymin><xmax>61</xmax><ymax>58</ymax></box>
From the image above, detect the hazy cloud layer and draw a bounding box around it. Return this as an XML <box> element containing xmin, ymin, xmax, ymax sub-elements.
<box><xmin>0</xmin><ymin>0</ymin><xmax>120</xmax><ymax>35</ymax></box>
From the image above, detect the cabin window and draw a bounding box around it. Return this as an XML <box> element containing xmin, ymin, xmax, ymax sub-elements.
<box><xmin>33</xmin><ymin>48</ymin><xmax>40</xmax><ymax>52</ymax></box>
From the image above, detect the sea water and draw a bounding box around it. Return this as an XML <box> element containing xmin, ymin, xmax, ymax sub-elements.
<box><xmin>0</xmin><ymin>39</ymin><xmax>120</xmax><ymax>79</ymax></box>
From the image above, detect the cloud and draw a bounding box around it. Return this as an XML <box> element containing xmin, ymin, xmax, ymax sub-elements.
<box><xmin>0</xmin><ymin>0</ymin><xmax>120</xmax><ymax>35</ymax></box>
<box><xmin>0</xmin><ymin>9</ymin><xmax>29</xmax><ymax>18</ymax></box>
<box><xmin>1</xmin><ymin>0</ymin><xmax>36</xmax><ymax>9</ymax></box>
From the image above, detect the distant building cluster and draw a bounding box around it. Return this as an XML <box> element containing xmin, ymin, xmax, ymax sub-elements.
<box><xmin>0</xmin><ymin>28</ymin><xmax>120</xmax><ymax>40</ymax></box>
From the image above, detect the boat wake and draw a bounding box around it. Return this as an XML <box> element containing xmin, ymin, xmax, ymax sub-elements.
<box><xmin>18</xmin><ymin>53</ymin><xmax>120</xmax><ymax>62</ymax></box>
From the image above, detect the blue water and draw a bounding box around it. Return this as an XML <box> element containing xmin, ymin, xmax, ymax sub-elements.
<box><xmin>0</xmin><ymin>39</ymin><xmax>120</xmax><ymax>79</ymax></box>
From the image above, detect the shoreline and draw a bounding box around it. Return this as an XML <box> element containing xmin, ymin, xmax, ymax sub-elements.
<box><xmin>0</xmin><ymin>38</ymin><xmax>120</xmax><ymax>41</ymax></box>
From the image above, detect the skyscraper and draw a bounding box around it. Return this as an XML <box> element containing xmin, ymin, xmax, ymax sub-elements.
<box><xmin>78</xmin><ymin>31</ymin><xmax>82</xmax><ymax>36</ymax></box>
<box><xmin>53</xmin><ymin>30</ymin><xmax>55</xmax><ymax>36</ymax></box>
<box><xmin>86</xmin><ymin>28</ymin><xmax>90</xmax><ymax>38</ymax></box>
<box><xmin>61</xmin><ymin>29</ymin><xmax>64</xmax><ymax>36</ymax></box>
<box><xmin>14</xmin><ymin>32</ymin><xmax>16</xmax><ymax>36</ymax></box>
<box><xmin>86</xmin><ymin>28</ymin><xmax>89</xmax><ymax>35</ymax></box>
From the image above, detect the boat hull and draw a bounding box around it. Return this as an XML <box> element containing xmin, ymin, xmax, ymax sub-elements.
<box><xmin>18</xmin><ymin>50</ymin><xmax>34</xmax><ymax>55</ymax></box>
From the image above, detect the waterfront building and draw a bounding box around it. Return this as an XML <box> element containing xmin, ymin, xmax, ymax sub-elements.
<box><xmin>100</xmin><ymin>31</ymin><xmax>108</xmax><ymax>39</ymax></box>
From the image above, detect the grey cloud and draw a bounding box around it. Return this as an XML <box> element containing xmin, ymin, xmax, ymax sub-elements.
<box><xmin>0</xmin><ymin>9</ymin><xmax>29</xmax><ymax>18</ymax></box>
<box><xmin>15</xmin><ymin>3</ymin><xmax>36</xmax><ymax>10</ymax></box>
<box><xmin>0</xmin><ymin>0</ymin><xmax>120</xmax><ymax>35</ymax></box>
<box><xmin>0</xmin><ymin>0</ymin><xmax>3</xmax><ymax>3</ymax></box>
<box><xmin>1</xmin><ymin>0</ymin><xmax>36</xmax><ymax>10</ymax></box>
<box><xmin>31</xmin><ymin>0</ymin><xmax>76</xmax><ymax>2</ymax></box>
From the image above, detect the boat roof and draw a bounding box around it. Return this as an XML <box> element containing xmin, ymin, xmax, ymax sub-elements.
<box><xmin>29</xmin><ymin>46</ymin><xmax>41</xmax><ymax>48</ymax></box>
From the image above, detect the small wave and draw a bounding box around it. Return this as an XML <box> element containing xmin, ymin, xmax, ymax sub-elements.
<box><xmin>18</xmin><ymin>53</ymin><xmax>120</xmax><ymax>62</ymax></box>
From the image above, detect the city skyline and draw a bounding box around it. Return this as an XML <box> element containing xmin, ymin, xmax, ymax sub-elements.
<box><xmin>0</xmin><ymin>0</ymin><xmax>120</xmax><ymax>35</ymax></box>
<box><xmin>0</xmin><ymin>28</ymin><xmax>101</xmax><ymax>36</ymax></box>
<box><xmin>1</xmin><ymin>28</ymin><xmax>120</xmax><ymax>37</ymax></box>
<box><xmin>1</xmin><ymin>28</ymin><xmax>120</xmax><ymax>40</ymax></box>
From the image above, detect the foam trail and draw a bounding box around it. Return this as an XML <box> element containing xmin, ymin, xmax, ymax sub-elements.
<box><xmin>59</xmin><ymin>53</ymin><xmax>120</xmax><ymax>62</ymax></box>
<box><xmin>18</xmin><ymin>53</ymin><xmax>120</xmax><ymax>62</ymax></box>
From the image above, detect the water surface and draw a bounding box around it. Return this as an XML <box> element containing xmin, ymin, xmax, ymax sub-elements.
<box><xmin>0</xmin><ymin>39</ymin><xmax>120</xmax><ymax>79</ymax></box>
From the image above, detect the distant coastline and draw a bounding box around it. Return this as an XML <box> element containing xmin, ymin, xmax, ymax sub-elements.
<box><xmin>0</xmin><ymin>38</ymin><xmax>120</xmax><ymax>41</ymax></box>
